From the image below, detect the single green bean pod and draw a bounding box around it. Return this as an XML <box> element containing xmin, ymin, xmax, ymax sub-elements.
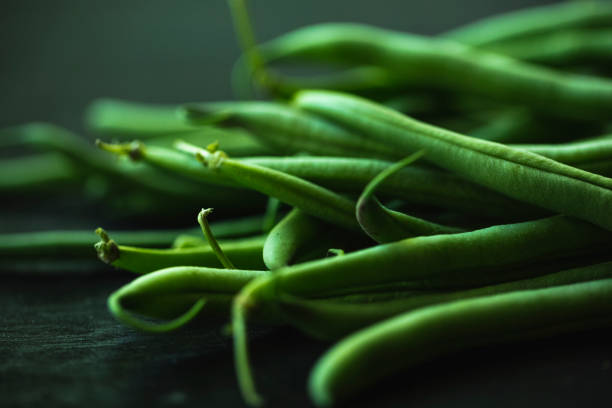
<box><xmin>308</xmin><ymin>278</ymin><xmax>612</xmax><ymax>406</ymax></box>
<box><xmin>108</xmin><ymin>266</ymin><xmax>268</xmax><ymax>332</ymax></box>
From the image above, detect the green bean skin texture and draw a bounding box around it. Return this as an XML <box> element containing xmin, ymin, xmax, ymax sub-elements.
<box><xmin>356</xmin><ymin>152</ymin><xmax>464</xmax><ymax>243</ymax></box>
<box><xmin>198</xmin><ymin>208</ymin><xmax>236</xmax><ymax>269</ymax></box>
<box><xmin>277</xmin><ymin>261</ymin><xmax>612</xmax><ymax>341</ymax></box>
<box><xmin>262</xmin><ymin>24</ymin><xmax>612</xmax><ymax>119</ymax></box>
<box><xmin>177</xmin><ymin>142</ymin><xmax>361</xmax><ymax>230</ymax></box>
<box><xmin>442</xmin><ymin>1</ymin><xmax>612</xmax><ymax>46</ymax></box>
<box><xmin>308</xmin><ymin>278</ymin><xmax>612</xmax><ymax>407</ymax></box>
<box><xmin>295</xmin><ymin>90</ymin><xmax>612</xmax><ymax>232</ymax></box>
<box><xmin>108</xmin><ymin>266</ymin><xmax>267</xmax><ymax>331</ymax></box>
<box><xmin>182</xmin><ymin>101</ymin><xmax>403</xmax><ymax>159</ymax></box>
<box><xmin>244</xmin><ymin>216</ymin><xmax>612</xmax><ymax>300</ymax></box>
<box><xmin>96</xmin><ymin>234</ymin><xmax>267</xmax><ymax>274</ymax></box>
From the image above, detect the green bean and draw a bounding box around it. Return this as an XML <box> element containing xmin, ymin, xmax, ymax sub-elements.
<box><xmin>95</xmin><ymin>228</ymin><xmax>267</xmax><ymax>274</ymax></box>
<box><xmin>96</xmin><ymin>140</ymin><xmax>269</xmax><ymax>211</ymax></box>
<box><xmin>176</xmin><ymin>141</ymin><xmax>361</xmax><ymax>230</ymax></box>
<box><xmin>170</xmin><ymin>214</ymin><xmax>266</xmax><ymax>248</ymax></box>
<box><xmin>0</xmin><ymin>152</ymin><xmax>80</xmax><ymax>192</ymax></box>
<box><xmin>261</xmin><ymin>197</ymin><xmax>282</xmax><ymax>232</ymax></box>
<box><xmin>442</xmin><ymin>1</ymin><xmax>612</xmax><ymax>46</ymax></box>
<box><xmin>87</xmin><ymin>98</ymin><xmax>273</xmax><ymax>156</ymax></box>
<box><xmin>182</xmin><ymin>101</ymin><xmax>403</xmax><ymax>159</ymax></box>
<box><xmin>308</xmin><ymin>278</ymin><xmax>612</xmax><ymax>407</ymax></box>
<box><xmin>85</xmin><ymin>98</ymin><xmax>198</xmax><ymax>136</ymax></box>
<box><xmin>198</xmin><ymin>208</ymin><xmax>236</xmax><ymax>269</ymax></box>
<box><xmin>263</xmin><ymin>208</ymin><xmax>369</xmax><ymax>270</ymax></box>
<box><xmin>277</xmin><ymin>261</ymin><xmax>612</xmax><ymax>341</ymax></box>
<box><xmin>484</xmin><ymin>29</ymin><xmax>612</xmax><ymax>68</ymax></box>
<box><xmin>0</xmin><ymin>226</ymin><xmax>214</xmax><ymax>259</ymax></box>
<box><xmin>511</xmin><ymin>135</ymin><xmax>612</xmax><ymax>168</ymax></box>
<box><xmin>294</xmin><ymin>90</ymin><xmax>612</xmax><ymax>231</ymax></box>
<box><xmin>108</xmin><ymin>266</ymin><xmax>267</xmax><ymax>332</ymax></box>
<box><xmin>470</xmin><ymin>109</ymin><xmax>607</xmax><ymax>144</ymax></box>
<box><xmin>356</xmin><ymin>152</ymin><xmax>464</xmax><ymax>243</ymax></box>
<box><xmin>263</xmin><ymin>209</ymin><xmax>322</xmax><ymax>270</ymax></box>
<box><xmin>262</xmin><ymin>24</ymin><xmax>612</xmax><ymax>119</ymax></box>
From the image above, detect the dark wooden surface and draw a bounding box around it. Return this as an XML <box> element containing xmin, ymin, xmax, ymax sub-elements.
<box><xmin>2</xmin><ymin>270</ymin><xmax>612</xmax><ymax>407</ymax></box>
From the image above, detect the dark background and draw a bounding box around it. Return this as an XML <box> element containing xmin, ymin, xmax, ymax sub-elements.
<box><xmin>3</xmin><ymin>1</ymin><xmax>612</xmax><ymax>407</ymax></box>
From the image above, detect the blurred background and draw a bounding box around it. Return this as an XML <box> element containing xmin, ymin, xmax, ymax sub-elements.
<box><xmin>1</xmin><ymin>0</ymin><xmax>562</xmax><ymax>132</ymax></box>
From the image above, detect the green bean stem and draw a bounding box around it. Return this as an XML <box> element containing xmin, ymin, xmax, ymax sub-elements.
<box><xmin>95</xmin><ymin>228</ymin><xmax>266</xmax><ymax>273</ymax></box>
<box><xmin>198</xmin><ymin>208</ymin><xmax>236</xmax><ymax>269</ymax></box>
<box><xmin>176</xmin><ymin>141</ymin><xmax>360</xmax><ymax>230</ymax></box>
<box><xmin>356</xmin><ymin>152</ymin><xmax>464</xmax><ymax>243</ymax></box>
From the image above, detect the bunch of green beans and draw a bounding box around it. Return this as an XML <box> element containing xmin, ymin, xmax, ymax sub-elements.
<box><xmin>5</xmin><ymin>1</ymin><xmax>612</xmax><ymax>407</ymax></box>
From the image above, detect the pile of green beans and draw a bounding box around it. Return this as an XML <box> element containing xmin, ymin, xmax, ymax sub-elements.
<box><xmin>5</xmin><ymin>1</ymin><xmax>612</xmax><ymax>407</ymax></box>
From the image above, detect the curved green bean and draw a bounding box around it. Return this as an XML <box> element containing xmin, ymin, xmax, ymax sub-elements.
<box><xmin>198</xmin><ymin>208</ymin><xmax>236</xmax><ymax>269</ymax></box>
<box><xmin>308</xmin><ymin>278</ymin><xmax>612</xmax><ymax>406</ymax></box>
<box><xmin>108</xmin><ymin>266</ymin><xmax>267</xmax><ymax>331</ymax></box>
<box><xmin>356</xmin><ymin>152</ymin><xmax>464</xmax><ymax>243</ymax></box>
<box><xmin>263</xmin><ymin>208</ymin><xmax>370</xmax><ymax>270</ymax></box>
<box><xmin>263</xmin><ymin>208</ymin><xmax>325</xmax><ymax>270</ymax></box>
<box><xmin>294</xmin><ymin>90</ymin><xmax>612</xmax><ymax>231</ymax></box>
